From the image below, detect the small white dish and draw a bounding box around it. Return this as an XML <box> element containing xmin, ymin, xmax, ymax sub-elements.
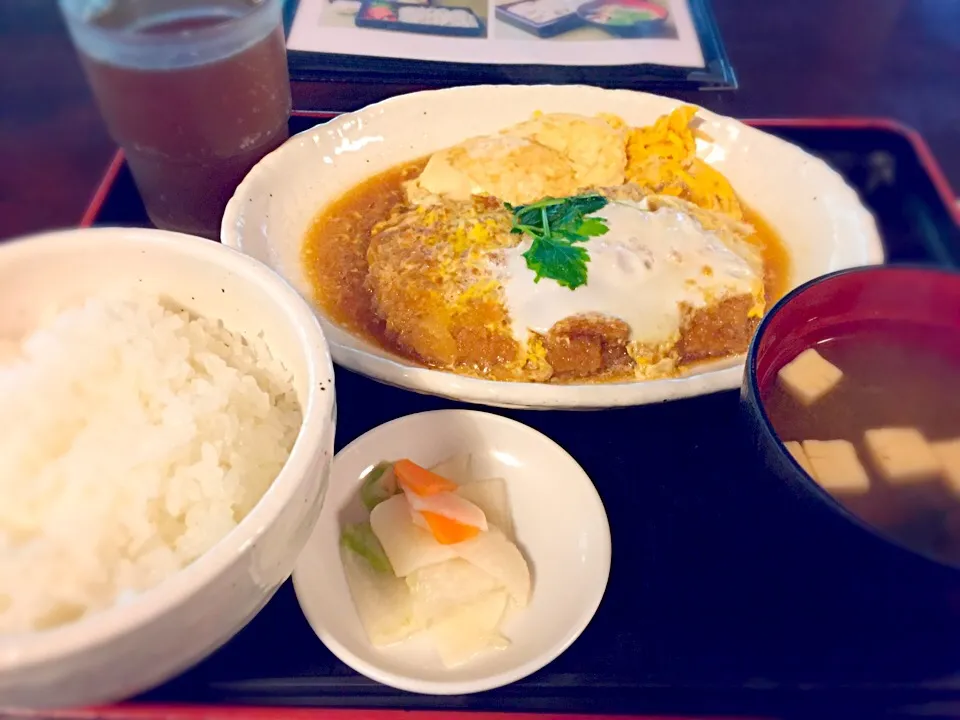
<box><xmin>223</xmin><ymin>84</ymin><xmax>885</xmax><ymax>410</ymax></box>
<box><xmin>292</xmin><ymin>409</ymin><xmax>611</xmax><ymax>695</ymax></box>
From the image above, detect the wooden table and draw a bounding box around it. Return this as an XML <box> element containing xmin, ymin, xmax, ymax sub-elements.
<box><xmin>1</xmin><ymin>0</ymin><xmax>957</xmax><ymax>240</ymax></box>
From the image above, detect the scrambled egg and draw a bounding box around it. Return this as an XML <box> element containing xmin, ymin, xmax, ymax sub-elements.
<box><xmin>407</xmin><ymin>106</ymin><xmax>744</xmax><ymax>223</ymax></box>
<box><xmin>407</xmin><ymin>113</ymin><xmax>626</xmax><ymax>206</ymax></box>
<box><xmin>625</xmin><ymin>105</ymin><xmax>745</xmax><ymax>221</ymax></box>
<box><xmin>504</xmin><ymin>113</ymin><xmax>627</xmax><ymax>189</ymax></box>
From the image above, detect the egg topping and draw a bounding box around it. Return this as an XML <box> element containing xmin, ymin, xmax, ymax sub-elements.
<box><xmin>306</xmin><ymin>105</ymin><xmax>789</xmax><ymax>384</ymax></box>
<box><xmin>500</xmin><ymin>198</ymin><xmax>764</xmax><ymax>357</ymax></box>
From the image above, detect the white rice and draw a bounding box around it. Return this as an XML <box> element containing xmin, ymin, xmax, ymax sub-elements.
<box><xmin>396</xmin><ymin>6</ymin><xmax>478</xmax><ymax>27</ymax></box>
<box><xmin>0</xmin><ymin>293</ymin><xmax>302</xmax><ymax>633</ymax></box>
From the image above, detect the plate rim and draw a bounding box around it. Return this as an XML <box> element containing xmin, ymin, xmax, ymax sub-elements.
<box><xmin>223</xmin><ymin>84</ymin><xmax>885</xmax><ymax>410</ymax></box>
<box><xmin>291</xmin><ymin>408</ymin><xmax>613</xmax><ymax>695</ymax></box>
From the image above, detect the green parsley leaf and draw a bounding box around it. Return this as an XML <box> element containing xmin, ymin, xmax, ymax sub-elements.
<box><xmin>577</xmin><ymin>216</ymin><xmax>610</xmax><ymax>238</ymax></box>
<box><xmin>523</xmin><ymin>237</ymin><xmax>590</xmax><ymax>290</ymax></box>
<box><xmin>506</xmin><ymin>194</ymin><xmax>609</xmax><ymax>290</ymax></box>
<box><xmin>566</xmin><ymin>194</ymin><xmax>609</xmax><ymax>216</ymax></box>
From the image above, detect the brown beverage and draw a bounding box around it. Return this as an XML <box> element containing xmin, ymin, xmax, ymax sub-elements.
<box><xmin>61</xmin><ymin>0</ymin><xmax>292</xmax><ymax>238</ymax></box>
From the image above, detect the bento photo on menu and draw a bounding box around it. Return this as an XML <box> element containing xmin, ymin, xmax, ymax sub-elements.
<box><xmin>318</xmin><ymin>0</ymin><xmax>488</xmax><ymax>38</ymax></box>
<box><xmin>287</xmin><ymin>0</ymin><xmax>705</xmax><ymax>67</ymax></box>
<box><xmin>495</xmin><ymin>0</ymin><xmax>675</xmax><ymax>41</ymax></box>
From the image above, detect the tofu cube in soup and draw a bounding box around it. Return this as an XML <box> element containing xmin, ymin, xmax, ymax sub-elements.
<box><xmin>777</xmin><ymin>348</ymin><xmax>843</xmax><ymax>406</ymax></box>
<box><xmin>784</xmin><ymin>441</ymin><xmax>817</xmax><ymax>479</ymax></box>
<box><xmin>801</xmin><ymin>440</ymin><xmax>870</xmax><ymax>494</ymax></box>
<box><xmin>863</xmin><ymin>428</ymin><xmax>941</xmax><ymax>485</ymax></box>
<box><xmin>932</xmin><ymin>438</ymin><xmax>960</xmax><ymax>495</ymax></box>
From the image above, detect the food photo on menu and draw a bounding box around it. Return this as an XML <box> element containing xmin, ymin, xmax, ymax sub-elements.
<box><xmin>496</xmin><ymin>0</ymin><xmax>675</xmax><ymax>41</ymax></box>
<box><xmin>5</xmin><ymin>0</ymin><xmax>960</xmax><ymax>716</ymax></box>
<box><xmin>322</xmin><ymin>0</ymin><xmax>488</xmax><ymax>38</ymax></box>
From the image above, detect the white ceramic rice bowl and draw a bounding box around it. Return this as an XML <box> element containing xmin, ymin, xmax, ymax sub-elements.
<box><xmin>222</xmin><ymin>85</ymin><xmax>884</xmax><ymax>409</ymax></box>
<box><xmin>0</xmin><ymin>227</ymin><xmax>336</xmax><ymax>708</ymax></box>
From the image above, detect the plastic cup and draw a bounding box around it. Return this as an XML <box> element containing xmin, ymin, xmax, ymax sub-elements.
<box><xmin>59</xmin><ymin>0</ymin><xmax>292</xmax><ymax>239</ymax></box>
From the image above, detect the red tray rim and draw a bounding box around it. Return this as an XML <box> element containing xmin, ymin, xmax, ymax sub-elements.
<box><xmin>78</xmin><ymin>112</ymin><xmax>960</xmax><ymax>230</ymax></box>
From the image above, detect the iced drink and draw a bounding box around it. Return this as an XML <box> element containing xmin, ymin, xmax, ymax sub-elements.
<box><xmin>60</xmin><ymin>0</ymin><xmax>292</xmax><ymax>239</ymax></box>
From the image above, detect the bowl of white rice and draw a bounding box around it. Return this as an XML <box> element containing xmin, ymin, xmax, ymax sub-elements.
<box><xmin>0</xmin><ymin>227</ymin><xmax>335</xmax><ymax>708</ymax></box>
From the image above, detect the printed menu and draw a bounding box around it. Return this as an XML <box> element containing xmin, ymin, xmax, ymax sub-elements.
<box><xmin>284</xmin><ymin>0</ymin><xmax>734</xmax><ymax>88</ymax></box>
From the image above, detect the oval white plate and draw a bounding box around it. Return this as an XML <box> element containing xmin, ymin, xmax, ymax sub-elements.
<box><xmin>223</xmin><ymin>84</ymin><xmax>884</xmax><ymax>409</ymax></box>
<box><xmin>292</xmin><ymin>410</ymin><xmax>611</xmax><ymax>695</ymax></box>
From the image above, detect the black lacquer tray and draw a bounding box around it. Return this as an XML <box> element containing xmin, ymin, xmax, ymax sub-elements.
<box><xmin>78</xmin><ymin>114</ymin><xmax>960</xmax><ymax>719</ymax></box>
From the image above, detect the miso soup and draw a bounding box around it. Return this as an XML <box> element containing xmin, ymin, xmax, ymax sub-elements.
<box><xmin>763</xmin><ymin>323</ymin><xmax>960</xmax><ymax>565</ymax></box>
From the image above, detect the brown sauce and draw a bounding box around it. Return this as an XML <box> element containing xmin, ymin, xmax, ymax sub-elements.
<box><xmin>302</xmin><ymin>159</ymin><xmax>792</xmax><ymax>373</ymax></box>
<box><xmin>302</xmin><ymin>160</ymin><xmax>424</xmax><ymax>344</ymax></box>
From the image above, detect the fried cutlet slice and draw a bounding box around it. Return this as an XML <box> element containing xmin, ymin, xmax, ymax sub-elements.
<box><xmin>368</xmin><ymin>186</ymin><xmax>764</xmax><ymax>383</ymax></box>
<box><xmin>541</xmin><ymin>314</ymin><xmax>633</xmax><ymax>380</ymax></box>
<box><xmin>366</xmin><ymin>198</ymin><xmax>523</xmax><ymax>374</ymax></box>
<box><xmin>676</xmin><ymin>295</ymin><xmax>760</xmax><ymax>364</ymax></box>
